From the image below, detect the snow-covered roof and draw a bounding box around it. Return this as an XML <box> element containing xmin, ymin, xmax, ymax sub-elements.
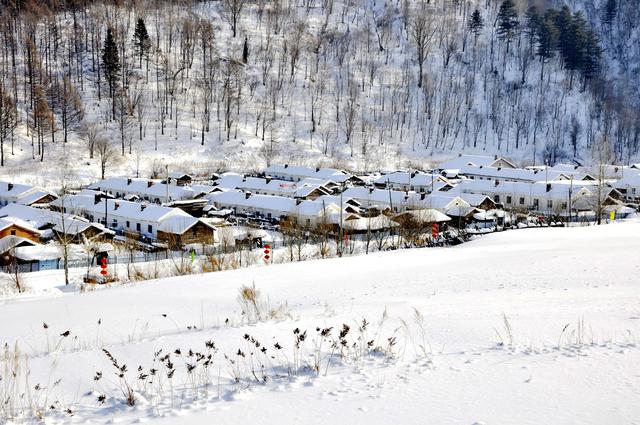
<box><xmin>374</xmin><ymin>171</ymin><xmax>447</xmax><ymax>187</ymax></box>
<box><xmin>0</xmin><ymin>235</ymin><xmax>37</xmax><ymax>254</ymax></box>
<box><xmin>458</xmin><ymin>165</ymin><xmax>570</xmax><ymax>182</ymax></box>
<box><xmin>88</xmin><ymin>177</ymin><xmax>199</xmax><ymax>200</ymax></box>
<box><xmin>437</xmin><ymin>154</ymin><xmax>516</xmax><ymax>170</ymax></box>
<box><xmin>343</xmin><ymin>215</ymin><xmax>398</xmax><ymax>231</ymax></box>
<box><xmin>0</xmin><ymin>181</ymin><xmax>57</xmax><ymax>205</ymax></box>
<box><xmin>14</xmin><ymin>244</ymin><xmax>61</xmax><ymax>261</ymax></box>
<box><xmin>208</xmin><ymin>190</ymin><xmax>341</xmax><ymax>217</ymax></box>
<box><xmin>214</xmin><ymin>176</ymin><xmax>330</xmax><ymax>198</ymax></box>
<box><xmin>264</xmin><ymin>164</ymin><xmax>356</xmax><ymax>183</ymax></box>
<box><xmin>395</xmin><ymin>209</ymin><xmax>451</xmax><ymax>223</ymax></box>
<box><xmin>0</xmin><ymin>203</ymin><xmax>112</xmax><ymax>237</ymax></box>
<box><xmin>157</xmin><ymin>215</ymin><xmax>214</xmax><ymax>234</ymax></box>
<box><xmin>51</xmin><ymin>195</ymin><xmax>192</xmax><ymax>223</ymax></box>
<box><xmin>0</xmin><ymin>216</ymin><xmax>42</xmax><ymax>235</ymax></box>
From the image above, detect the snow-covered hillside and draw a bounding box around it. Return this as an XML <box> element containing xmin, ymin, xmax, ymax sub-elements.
<box><xmin>1</xmin><ymin>221</ymin><xmax>638</xmax><ymax>423</ymax></box>
<box><xmin>1</xmin><ymin>0</ymin><xmax>639</xmax><ymax>188</ymax></box>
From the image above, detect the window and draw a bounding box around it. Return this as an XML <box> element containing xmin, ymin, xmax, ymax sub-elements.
<box><xmin>519</xmin><ymin>197</ymin><xmax>525</xmax><ymax>205</ymax></box>
<box><xmin>10</xmin><ymin>230</ymin><xmax>16</xmax><ymax>235</ymax></box>
<box><xmin>148</xmin><ymin>224</ymin><xmax>153</xmax><ymax>233</ymax></box>
<box><xmin>506</xmin><ymin>196</ymin><xmax>512</xmax><ymax>204</ymax></box>
<box><xmin>112</xmin><ymin>219</ymin><xmax>118</xmax><ymax>227</ymax></box>
<box><xmin>136</xmin><ymin>223</ymin><xmax>141</xmax><ymax>232</ymax></box>
<box><xmin>493</xmin><ymin>195</ymin><xmax>500</xmax><ymax>203</ymax></box>
<box><xmin>126</xmin><ymin>221</ymin><xmax>130</xmax><ymax>228</ymax></box>
<box><xmin>547</xmin><ymin>200</ymin><xmax>553</xmax><ymax>209</ymax></box>
<box><xmin>533</xmin><ymin>198</ymin><xmax>539</xmax><ymax>208</ymax></box>
<box><xmin>561</xmin><ymin>202</ymin><xmax>567</xmax><ymax>209</ymax></box>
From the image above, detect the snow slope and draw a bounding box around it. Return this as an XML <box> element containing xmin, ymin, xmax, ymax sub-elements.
<box><xmin>1</xmin><ymin>221</ymin><xmax>639</xmax><ymax>424</ymax></box>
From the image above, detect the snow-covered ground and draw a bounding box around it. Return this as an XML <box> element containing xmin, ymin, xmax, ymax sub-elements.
<box><xmin>1</xmin><ymin>221</ymin><xmax>639</xmax><ymax>424</ymax></box>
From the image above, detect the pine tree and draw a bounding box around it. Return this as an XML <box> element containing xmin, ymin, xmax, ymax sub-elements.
<box><xmin>555</xmin><ymin>6</ymin><xmax>573</xmax><ymax>64</ymax></box>
<box><xmin>581</xmin><ymin>29</ymin><xmax>602</xmax><ymax>90</ymax></box>
<box><xmin>102</xmin><ymin>27</ymin><xmax>120</xmax><ymax>118</ymax></box>
<box><xmin>496</xmin><ymin>0</ymin><xmax>519</xmax><ymax>53</ymax></box>
<box><xmin>565</xmin><ymin>12</ymin><xmax>588</xmax><ymax>90</ymax></box>
<box><xmin>603</xmin><ymin>0</ymin><xmax>617</xmax><ymax>26</ymax></box>
<box><xmin>133</xmin><ymin>18</ymin><xmax>151</xmax><ymax>68</ymax></box>
<box><xmin>536</xmin><ymin>14</ymin><xmax>558</xmax><ymax>81</ymax></box>
<box><xmin>467</xmin><ymin>9</ymin><xmax>484</xmax><ymax>46</ymax></box>
<box><xmin>524</xmin><ymin>6</ymin><xmax>541</xmax><ymax>52</ymax></box>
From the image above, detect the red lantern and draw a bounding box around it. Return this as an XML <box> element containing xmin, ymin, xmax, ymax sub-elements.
<box><xmin>100</xmin><ymin>257</ymin><xmax>108</xmax><ymax>276</ymax></box>
<box><xmin>263</xmin><ymin>244</ymin><xmax>271</xmax><ymax>263</ymax></box>
<box><xmin>431</xmin><ymin>223</ymin><xmax>439</xmax><ymax>239</ymax></box>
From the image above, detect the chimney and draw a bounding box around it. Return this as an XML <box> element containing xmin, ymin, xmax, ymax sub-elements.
<box><xmin>7</xmin><ymin>183</ymin><xmax>13</xmax><ymax>191</ymax></box>
<box><xmin>147</xmin><ymin>181</ymin><xmax>153</xmax><ymax>188</ymax></box>
<box><xmin>245</xmin><ymin>191</ymin><xmax>252</xmax><ymax>199</ymax></box>
<box><xmin>140</xmin><ymin>204</ymin><xmax>147</xmax><ymax>211</ymax></box>
<box><xmin>114</xmin><ymin>202</ymin><xmax>120</xmax><ymax>210</ymax></box>
<box><xmin>127</xmin><ymin>178</ymin><xmax>132</xmax><ymax>185</ymax></box>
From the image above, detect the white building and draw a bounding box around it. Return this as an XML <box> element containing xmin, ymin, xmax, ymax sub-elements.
<box><xmin>0</xmin><ymin>181</ymin><xmax>58</xmax><ymax>207</ymax></box>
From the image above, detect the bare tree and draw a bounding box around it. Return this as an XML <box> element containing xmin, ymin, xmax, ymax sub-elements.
<box><xmin>95</xmin><ymin>137</ymin><xmax>116</xmax><ymax>179</ymax></box>
<box><xmin>222</xmin><ymin>0</ymin><xmax>246</xmax><ymax>37</ymax></box>
<box><xmin>409</xmin><ymin>7</ymin><xmax>435</xmax><ymax>88</ymax></box>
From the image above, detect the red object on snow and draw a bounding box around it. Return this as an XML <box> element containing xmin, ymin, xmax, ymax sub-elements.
<box><xmin>263</xmin><ymin>244</ymin><xmax>271</xmax><ymax>263</ymax></box>
<box><xmin>431</xmin><ymin>223</ymin><xmax>439</xmax><ymax>238</ymax></box>
<box><xmin>100</xmin><ymin>257</ymin><xmax>108</xmax><ymax>276</ymax></box>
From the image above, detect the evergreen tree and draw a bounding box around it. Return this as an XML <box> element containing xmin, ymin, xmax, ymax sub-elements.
<box><xmin>565</xmin><ymin>12</ymin><xmax>588</xmax><ymax>90</ymax></box>
<box><xmin>496</xmin><ymin>0</ymin><xmax>519</xmax><ymax>52</ymax></box>
<box><xmin>581</xmin><ymin>29</ymin><xmax>602</xmax><ymax>90</ymax></box>
<box><xmin>467</xmin><ymin>9</ymin><xmax>484</xmax><ymax>46</ymax></box>
<box><xmin>603</xmin><ymin>0</ymin><xmax>617</xmax><ymax>26</ymax></box>
<box><xmin>555</xmin><ymin>6</ymin><xmax>573</xmax><ymax>64</ymax></box>
<box><xmin>102</xmin><ymin>27</ymin><xmax>120</xmax><ymax>118</ymax></box>
<box><xmin>133</xmin><ymin>18</ymin><xmax>151</xmax><ymax>68</ymax></box>
<box><xmin>536</xmin><ymin>13</ymin><xmax>558</xmax><ymax>81</ymax></box>
<box><xmin>524</xmin><ymin>6</ymin><xmax>541</xmax><ymax>52</ymax></box>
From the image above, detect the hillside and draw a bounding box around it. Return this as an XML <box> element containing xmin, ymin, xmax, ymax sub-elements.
<box><xmin>1</xmin><ymin>219</ymin><xmax>639</xmax><ymax>423</ymax></box>
<box><xmin>0</xmin><ymin>0</ymin><xmax>639</xmax><ymax>188</ymax></box>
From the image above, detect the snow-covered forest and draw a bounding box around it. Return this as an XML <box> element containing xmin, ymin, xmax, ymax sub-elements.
<box><xmin>0</xmin><ymin>0</ymin><xmax>639</xmax><ymax>185</ymax></box>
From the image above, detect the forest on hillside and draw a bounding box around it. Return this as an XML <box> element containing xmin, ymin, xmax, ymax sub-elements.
<box><xmin>0</xmin><ymin>0</ymin><xmax>639</xmax><ymax>182</ymax></box>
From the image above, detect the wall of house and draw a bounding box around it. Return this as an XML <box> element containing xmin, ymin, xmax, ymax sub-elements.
<box><xmin>0</xmin><ymin>226</ymin><xmax>40</xmax><ymax>243</ymax></box>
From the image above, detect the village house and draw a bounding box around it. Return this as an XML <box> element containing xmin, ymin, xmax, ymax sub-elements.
<box><xmin>373</xmin><ymin>171</ymin><xmax>451</xmax><ymax>193</ymax></box>
<box><xmin>0</xmin><ymin>181</ymin><xmax>58</xmax><ymax>207</ymax></box>
<box><xmin>0</xmin><ymin>203</ymin><xmax>112</xmax><ymax>242</ymax></box>
<box><xmin>438</xmin><ymin>154</ymin><xmax>518</xmax><ymax>171</ymax></box>
<box><xmin>206</xmin><ymin>190</ymin><xmax>345</xmax><ymax>227</ymax></box>
<box><xmin>88</xmin><ymin>177</ymin><xmax>209</xmax><ymax>204</ymax></box>
<box><xmin>212</xmin><ymin>174</ymin><xmax>332</xmax><ymax>200</ymax></box>
<box><xmin>50</xmin><ymin>194</ymin><xmax>215</xmax><ymax>246</ymax></box>
<box><xmin>451</xmin><ymin>178</ymin><xmax>624</xmax><ymax>217</ymax></box>
<box><xmin>264</xmin><ymin>164</ymin><xmax>364</xmax><ymax>185</ymax></box>
<box><xmin>612</xmin><ymin>170</ymin><xmax>640</xmax><ymax>202</ymax></box>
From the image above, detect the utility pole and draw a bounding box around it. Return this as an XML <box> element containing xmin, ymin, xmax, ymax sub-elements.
<box><xmin>568</xmin><ymin>175</ymin><xmax>573</xmax><ymax>226</ymax></box>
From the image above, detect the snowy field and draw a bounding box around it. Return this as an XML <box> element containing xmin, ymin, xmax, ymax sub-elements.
<box><xmin>1</xmin><ymin>221</ymin><xmax>639</xmax><ymax>424</ymax></box>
